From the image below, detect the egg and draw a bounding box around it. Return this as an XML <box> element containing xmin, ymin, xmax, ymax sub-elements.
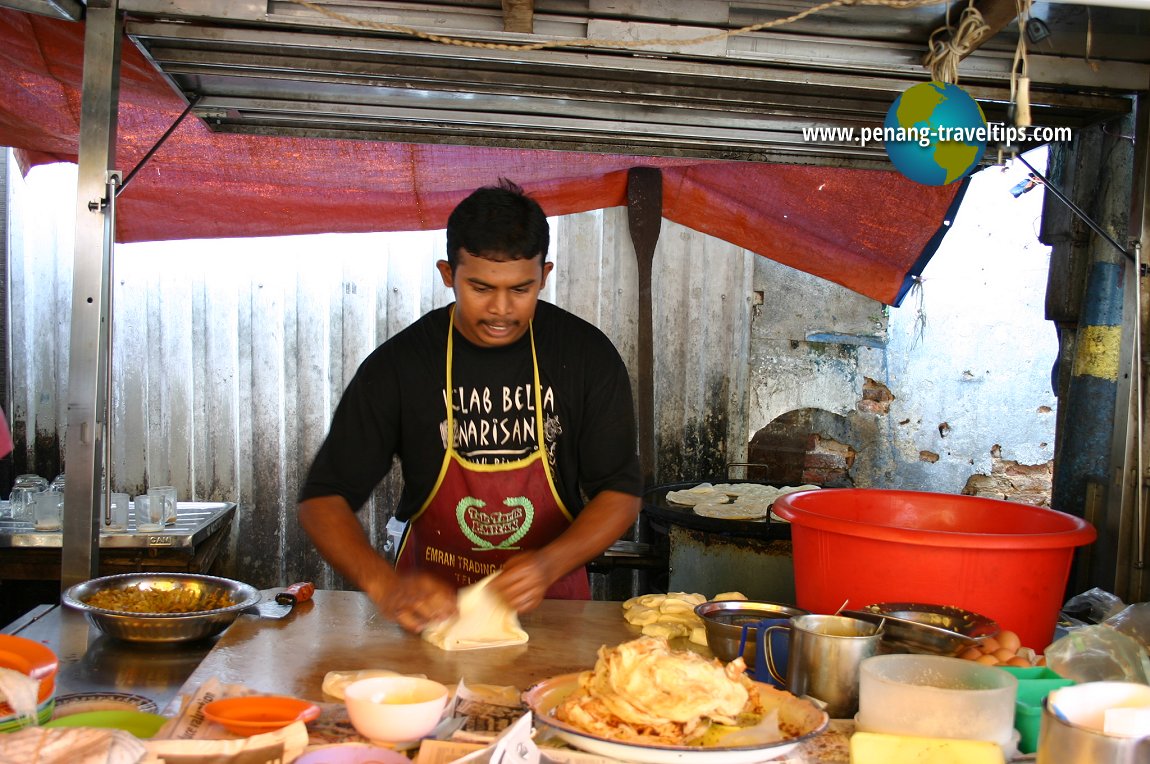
<box><xmin>1006</xmin><ymin>656</ymin><xmax>1032</xmax><ymax>668</ymax></box>
<box><xmin>959</xmin><ymin>646</ymin><xmax>983</xmax><ymax>661</ymax></box>
<box><xmin>993</xmin><ymin>647</ymin><xmax>1017</xmax><ymax>663</ymax></box>
<box><xmin>979</xmin><ymin>636</ymin><xmax>1001</xmax><ymax>654</ymax></box>
<box><xmin>997</xmin><ymin>630</ymin><xmax>1022</xmax><ymax>653</ymax></box>
<box><xmin>975</xmin><ymin>653</ymin><xmax>1000</xmax><ymax>666</ymax></box>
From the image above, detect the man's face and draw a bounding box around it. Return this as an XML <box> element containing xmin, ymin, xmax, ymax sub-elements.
<box><xmin>437</xmin><ymin>249</ymin><xmax>553</xmax><ymax>348</ymax></box>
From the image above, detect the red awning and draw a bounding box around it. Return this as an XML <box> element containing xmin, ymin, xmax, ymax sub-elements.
<box><xmin>0</xmin><ymin>10</ymin><xmax>964</xmax><ymax>306</ymax></box>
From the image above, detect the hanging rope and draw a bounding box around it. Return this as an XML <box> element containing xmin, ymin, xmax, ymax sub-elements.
<box><xmin>1011</xmin><ymin>0</ymin><xmax>1033</xmax><ymax>128</ymax></box>
<box><xmin>288</xmin><ymin>0</ymin><xmax>949</xmax><ymax>53</ymax></box>
<box><xmin>922</xmin><ymin>0</ymin><xmax>990</xmax><ymax>84</ymax></box>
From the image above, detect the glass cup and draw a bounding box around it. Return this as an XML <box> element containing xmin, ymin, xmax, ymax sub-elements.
<box><xmin>15</xmin><ymin>474</ymin><xmax>49</xmax><ymax>492</ymax></box>
<box><xmin>102</xmin><ymin>492</ymin><xmax>130</xmax><ymax>532</ymax></box>
<box><xmin>134</xmin><ymin>495</ymin><xmax>164</xmax><ymax>532</ymax></box>
<box><xmin>32</xmin><ymin>491</ymin><xmax>63</xmax><ymax>531</ymax></box>
<box><xmin>148</xmin><ymin>486</ymin><xmax>178</xmax><ymax>525</ymax></box>
<box><xmin>9</xmin><ymin>484</ymin><xmax>40</xmax><ymax>523</ymax></box>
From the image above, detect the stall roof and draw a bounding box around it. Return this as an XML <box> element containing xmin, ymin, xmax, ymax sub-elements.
<box><xmin>0</xmin><ymin>1</ymin><xmax>1145</xmax><ymax>305</ymax></box>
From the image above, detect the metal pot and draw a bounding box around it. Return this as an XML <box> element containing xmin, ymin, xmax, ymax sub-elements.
<box><xmin>1036</xmin><ymin>682</ymin><xmax>1150</xmax><ymax>764</ymax></box>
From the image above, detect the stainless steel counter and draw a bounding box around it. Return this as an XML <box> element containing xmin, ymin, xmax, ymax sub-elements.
<box><xmin>0</xmin><ymin>502</ymin><xmax>236</xmax><ymax>549</ymax></box>
<box><xmin>2</xmin><ymin>603</ymin><xmax>219</xmax><ymax>713</ymax></box>
<box><xmin>1</xmin><ymin>592</ymin><xmax>643</xmax><ymax>716</ymax></box>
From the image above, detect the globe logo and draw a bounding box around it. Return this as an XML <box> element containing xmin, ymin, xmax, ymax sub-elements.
<box><xmin>883</xmin><ymin>81</ymin><xmax>988</xmax><ymax>186</ymax></box>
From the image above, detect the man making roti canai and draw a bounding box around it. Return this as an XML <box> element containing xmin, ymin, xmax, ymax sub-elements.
<box><xmin>299</xmin><ymin>179</ymin><xmax>643</xmax><ymax>633</ymax></box>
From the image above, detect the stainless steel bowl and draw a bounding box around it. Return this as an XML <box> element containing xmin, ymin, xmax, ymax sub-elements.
<box><xmin>695</xmin><ymin>599</ymin><xmax>809</xmax><ymax>669</ymax></box>
<box><xmin>841</xmin><ymin>602</ymin><xmax>1000</xmax><ymax>655</ymax></box>
<box><xmin>62</xmin><ymin>572</ymin><xmax>261</xmax><ymax>643</ymax></box>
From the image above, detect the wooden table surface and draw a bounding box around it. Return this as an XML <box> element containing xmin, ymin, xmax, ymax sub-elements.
<box><xmin>172</xmin><ymin>590</ymin><xmax>660</xmax><ymax>705</ymax></box>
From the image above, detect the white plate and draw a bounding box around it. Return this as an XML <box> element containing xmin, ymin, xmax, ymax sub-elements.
<box><xmin>523</xmin><ymin>673</ymin><xmax>829</xmax><ymax>764</ymax></box>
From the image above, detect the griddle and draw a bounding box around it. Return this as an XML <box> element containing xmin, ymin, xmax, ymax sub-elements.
<box><xmin>642</xmin><ymin>480</ymin><xmax>793</xmax><ymax>540</ymax></box>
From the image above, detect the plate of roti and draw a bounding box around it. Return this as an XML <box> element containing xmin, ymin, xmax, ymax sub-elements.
<box><xmin>524</xmin><ymin>637</ymin><xmax>829</xmax><ymax>763</ymax></box>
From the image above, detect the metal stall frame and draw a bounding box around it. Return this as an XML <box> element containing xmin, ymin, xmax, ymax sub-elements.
<box><xmin>60</xmin><ymin>0</ymin><xmax>121</xmax><ymax>590</ymax></box>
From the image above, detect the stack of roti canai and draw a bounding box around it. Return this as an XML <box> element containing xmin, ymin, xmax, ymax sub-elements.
<box><xmin>554</xmin><ymin>636</ymin><xmax>769</xmax><ymax>746</ymax></box>
<box><xmin>665</xmin><ymin>482</ymin><xmax>819</xmax><ymax>521</ymax></box>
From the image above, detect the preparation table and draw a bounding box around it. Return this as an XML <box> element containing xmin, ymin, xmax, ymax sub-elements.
<box><xmin>5</xmin><ymin>590</ymin><xmax>852</xmax><ymax>761</ymax></box>
<box><xmin>2</xmin><ymin>591</ymin><xmax>642</xmax><ymax>714</ymax></box>
<box><xmin>176</xmin><ymin>591</ymin><xmax>642</xmax><ymax>704</ymax></box>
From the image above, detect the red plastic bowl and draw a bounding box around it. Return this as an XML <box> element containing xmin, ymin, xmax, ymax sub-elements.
<box><xmin>772</xmin><ymin>488</ymin><xmax>1096</xmax><ymax>651</ymax></box>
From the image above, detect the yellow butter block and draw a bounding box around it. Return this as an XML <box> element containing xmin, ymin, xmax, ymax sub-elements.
<box><xmin>850</xmin><ymin>731</ymin><xmax>1005</xmax><ymax>764</ymax></box>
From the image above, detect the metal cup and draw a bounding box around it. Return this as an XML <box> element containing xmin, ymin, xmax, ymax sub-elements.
<box><xmin>764</xmin><ymin>613</ymin><xmax>884</xmax><ymax>719</ymax></box>
<box><xmin>1038</xmin><ymin>682</ymin><xmax>1150</xmax><ymax>764</ymax></box>
<box><xmin>752</xmin><ymin>617</ymin><xmax>797</xmax><ymax>687</ymax></box>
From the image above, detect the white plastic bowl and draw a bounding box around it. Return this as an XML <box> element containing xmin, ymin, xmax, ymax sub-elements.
<box><xmin>343</xmin><ymin>676</ymin><xmax>449</xmax><ymax>743</ymax></box>
<box><xmin>856</xmin><ymin>654</ymin><xmax>1018</xmax><ymax>749</ymax></box>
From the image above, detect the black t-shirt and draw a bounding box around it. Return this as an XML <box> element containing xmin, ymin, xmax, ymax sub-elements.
<box><xmin>300</xmin><ymin>301</ymin><xmax>642</xmax><ymax>520</ymax></box>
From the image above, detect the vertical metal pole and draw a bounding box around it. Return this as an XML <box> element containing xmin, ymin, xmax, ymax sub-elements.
<box><xmin>1127</xmin><ymin>95</ymin><xmax>1149</xmax><ymax>601</ymax></box>
<box><xmin>626</xmin><ymin>167</ymin><xmax>662</xmax><ymax>488</ymax></box>
<box><xmin>61</xmin><ymin>2</ymin><xmax>122</xmax><ymax>591</ymax></box>
<box><xmin>1047</xmin><ymin>114</ymin><xmax>1136</xmax><ymax>596</ymax></box>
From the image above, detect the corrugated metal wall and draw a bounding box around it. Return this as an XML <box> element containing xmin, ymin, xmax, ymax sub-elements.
<box><xmin>6</xmin><ymin>160</ymin><xmax>756</xmax><ymax>590</ymax></box>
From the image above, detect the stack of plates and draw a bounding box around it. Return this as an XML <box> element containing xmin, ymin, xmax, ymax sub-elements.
<box><xmin>0</xmin><ymin>634</ymin><xmax>60</xmax><ymax>731</ymax></box>
<box><xmin>0</xmin><ymin>696</ymin><xmax>55</xmax><ymax>731</ymax></box>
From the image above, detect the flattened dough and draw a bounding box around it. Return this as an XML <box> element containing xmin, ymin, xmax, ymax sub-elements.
<box><xmin>422</xmin><ymin>573</ymin><xmax>528</xmax><ymax>651</ymax></box>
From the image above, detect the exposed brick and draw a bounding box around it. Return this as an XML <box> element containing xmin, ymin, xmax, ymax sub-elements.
<box><xmin>804</xmin><ymin>452</ymin><xmax>848</xmax><ymax>470</ymax></box>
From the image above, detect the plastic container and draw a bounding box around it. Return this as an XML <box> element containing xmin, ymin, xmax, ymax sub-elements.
<box><xmin>857</xmin><ymin>654</ymin><xmax>1019</xmax><ymax>751</ymax></box>
<box><xmin>772</xmin><ymin>489</ymin><xmax>1096</xmax><ymax>651</ymax></box>
<box><xmin>1000</xmin><ymin>665</ymin><xmax>1075</xmax><ymax>754</ymax></box>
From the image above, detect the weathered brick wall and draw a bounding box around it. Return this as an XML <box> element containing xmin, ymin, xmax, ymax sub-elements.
<box><xmin>962</xmin><ymin>444</ymin><xmax>1054</xmax><ymax>506</ymax></box>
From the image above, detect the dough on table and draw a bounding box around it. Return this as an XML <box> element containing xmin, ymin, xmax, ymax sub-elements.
<box><xmin>321</xmin><ymin>669</ymin><xmax>403</xmax><ymax>700</ymax></box>
<box><xmin>422</xmin><ymin>573</ymin><xmax>528</xmax><ymax>651</ymax></box>
<box><xmin>0</xmin><ymin>667</ymin><xmax>38</xmax><ymax>720</ymax></box>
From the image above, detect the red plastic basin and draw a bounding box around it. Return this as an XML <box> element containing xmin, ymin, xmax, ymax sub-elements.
<box><xmin>772</xmin><ymin>488</ymin><xmax>1096</xmax><ymax>652</ymax></box>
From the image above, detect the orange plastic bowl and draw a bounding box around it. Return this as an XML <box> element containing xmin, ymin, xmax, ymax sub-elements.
<box><xmin>0</xmin><ymin>634</ymin><xmax>58</xmax><ymax>718</ymax></box>
<box><xmin>203</xmin><ymin>695</ymin><xmax>320</xmax><ymax>736</ymax></box>
<box><xmin>0</xmin><ymin>635</ymin><xmax>59</xmax><ymax>681</ymax></box>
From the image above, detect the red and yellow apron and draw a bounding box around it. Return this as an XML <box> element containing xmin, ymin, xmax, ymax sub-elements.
<box><xmin>394</xmin><ymin>309</ymin><xmax>590</xmax><ymax>599</ymax></box>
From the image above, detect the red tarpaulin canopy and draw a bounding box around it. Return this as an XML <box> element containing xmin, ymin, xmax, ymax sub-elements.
<box><xmin>0</xmin><ymin>9</ymin><xmax>964</xmax><ymax>306</ymax></box>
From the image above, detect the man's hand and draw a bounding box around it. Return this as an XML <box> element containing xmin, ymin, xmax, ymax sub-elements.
<box><xmin>489</xmin><ymin>551</ymin><xmax>555</xmax><ymax>613</ymax></box>
<box><xmin>298</xmin><ymin>496</ymin><xmax>458</xmax><ymax>633</ymax></box>
<box><xmin>367</xmin><ymin>571</ymin><xmax>458</xmax><ymax>633</ymax></box>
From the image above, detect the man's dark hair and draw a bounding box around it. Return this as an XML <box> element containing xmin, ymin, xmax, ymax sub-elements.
<box><xmin>445</xmin><ymin>179</ymin><xmax>549</xmax><ymax>271</ymax></box>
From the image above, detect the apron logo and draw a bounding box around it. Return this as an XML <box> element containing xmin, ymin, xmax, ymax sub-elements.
<box><xmin>456</xmin><ymin>496</ymin><xmax>535</xmax><ymax>550</ymax></box>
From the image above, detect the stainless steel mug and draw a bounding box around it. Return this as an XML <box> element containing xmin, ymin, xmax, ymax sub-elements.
<box><xmin>1037</xmin><ymin>682</ymin><xmax>1150</xmax><ymax>763</ymax></box>
<box><xmin>764</xmin><ymin>613</ymin><xmax>884</xmax><ymax>719</ymax></box>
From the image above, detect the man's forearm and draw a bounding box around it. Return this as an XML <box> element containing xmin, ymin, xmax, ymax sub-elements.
<box><xmin>298</xmin><ymin>495</ymin><xmax>397</xmax><ymax>598</ymax></box>
<box><xmin>535</xmin><ymin>489</ymin><xmax>641</xmax><ymax>581</ymax></box>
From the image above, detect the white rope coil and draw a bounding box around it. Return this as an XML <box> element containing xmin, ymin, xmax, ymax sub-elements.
<box><xmin>922</xmin><ymin>2</ymin><xmax>991</xmax><ymax>84</ymax></box>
